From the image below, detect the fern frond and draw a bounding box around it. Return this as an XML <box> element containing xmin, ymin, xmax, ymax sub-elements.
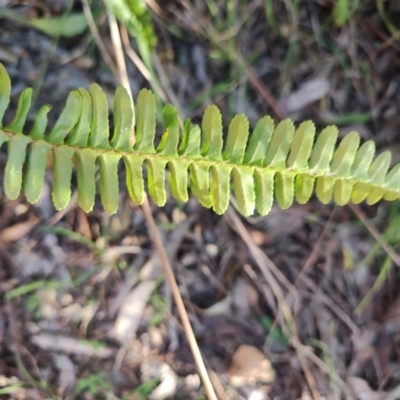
<box><xmin>0</xmin><ymin>63</ymin><xmax>399</xmax><ymax>216</ymax></box>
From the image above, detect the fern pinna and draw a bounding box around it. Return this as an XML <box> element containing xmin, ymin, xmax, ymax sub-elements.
<box><xmin>0</xmin><ymin>63</ymin><xmax>399</xmax><ymax>217</ymax></box>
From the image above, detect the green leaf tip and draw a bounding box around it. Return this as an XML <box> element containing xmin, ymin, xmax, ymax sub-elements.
<box><xmin>0</xmin><ymin>62</ymin><xmax>399</xmax><ymax>217</ymax></box>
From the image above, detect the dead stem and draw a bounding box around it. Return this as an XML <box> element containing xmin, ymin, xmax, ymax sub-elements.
<box><xmin>141</xmin><ymin>196</ymin><xmax>218</xmax><ymax>400</ymax></box>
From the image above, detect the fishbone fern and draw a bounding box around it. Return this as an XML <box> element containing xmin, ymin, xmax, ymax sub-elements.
<box><xmin>0</xmin><ymin>62</ymin><xmax>399</xmax><ymax>217</ymax></box>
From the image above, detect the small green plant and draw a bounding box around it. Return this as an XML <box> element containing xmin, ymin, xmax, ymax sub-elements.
<box><xmin>1</xmin><ymin>63</ymin><xmax>399</xmax><ymax>217</ymax></box>
<box><xmin>75</xmin><ymin>373</ymin><xmax>112</xmax><ymax>397</ymax></box>
<box><xmin>123</xmin><ymin>378</ymin><xmax>161</xmax><ymax>400</ymax></box>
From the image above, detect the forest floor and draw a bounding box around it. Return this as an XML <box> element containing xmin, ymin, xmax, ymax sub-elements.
<box><xmin>1</xmin><ymin>0</ymin><xmax>400</xmax><ymax>399</ymax></box>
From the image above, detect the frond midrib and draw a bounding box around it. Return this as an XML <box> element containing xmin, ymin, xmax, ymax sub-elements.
<box><xmin>1</xmin><ymin>127</ymin><xmax>396</xmax><ymax>197</ymax></box>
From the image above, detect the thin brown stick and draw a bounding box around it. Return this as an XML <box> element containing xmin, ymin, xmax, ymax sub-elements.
<box><xmin>142</xmin><ymin>196</ymin><xmax>218</xmax><ymax>400</ymax></box>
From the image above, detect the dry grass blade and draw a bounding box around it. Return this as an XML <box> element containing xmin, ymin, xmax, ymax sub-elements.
<box><xmin>81</xmin><ymin>0</ymin><xmax>118</xmax><ymax>77</ymax></box>
<box><xmin>179</xmin><ymin>0</ymin><xmax>286</xmax><ymax>120</ymax></box>
<box><xmin>349</xmin><ymin>203</ymin><xmax>400</xmax><ymax>268</ymax></box>
<box><xmin>107</xmin><ymin>9</ymin><xmax>132</xmax><ymax>100</ymax></box>
<box><xmin>225</xmin><ymin>207</ymin><xmax>320</xmax><ymax>400</ymax></box>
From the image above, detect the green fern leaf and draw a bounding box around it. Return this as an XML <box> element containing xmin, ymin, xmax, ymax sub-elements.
<box><xmin>189</xmin><ymin>161</ymin><xmax>211</xmax><ymax>209</ymax></box>
<box><xmin>157</xmin><ymin>104</ymin><xmax>179</xmax><ymax>156</ymax></box>
<box><xmin>88</xmin><ymin>84</ymin><xmax>110</xmax><ymax>150</ymax></box>
<box><xmin>48</xmin><ymin>90</ymin><xmax>81</xmax><ymax>144</ymax></box>
<box><xmin>111</xmin><ymin>86</ymin><xmax>134</xmax><ymax>151</ymax></box>
<box><xmin>223</xmin><ymin>114</ymin><xmax>249</xmax><ymax>164</ymax></box>
<box><xmin>254</xmin><ymin>169</ymin><xmax>275</xmax><ymax>216</ymax></box>
<box><xmin>211</xmin><ymin>164</ymin><xmax>232</xmax><ymax>215</ymax></box>
<box><xmin>52</xmin><ymin>146</ymin><xmax>75</xmax><ymax>210</ymax></box>
<box><xmin>201</xmin><ymin>105</ymin><xmax>223</xmax><ymax>161</ymax></box>
<box><xmin>265</xmin><ymin>119</ymin><xmax>294</xmax><ymax>169</ymax></box>
<box><xmin>6</xmin><ymin>88</ymin><xmax>32</xmax><ymax>134</ymax></box>
<box><xmin>147</xmin><ymin>158</ymin><xmax>167</xmax><ymax>206</ymax></box>
<box><xmin>135</xmin><ymin>89</ymin><xmax>156</xmax><ymax>154</ymax></box>
<box><xmin>29</xmin><ymin>105</ymin><xmax>52</xmax><ymax>140</ymax></box>
<box><xmin>67</xmin><ymin>88</ymin><xmax>92</xmax><ymax>147</ymax></box>
<box><xmin>243</xmin><ymin>116</ymin><xmax>274</xmax><ymax>166</ymax></box>
<box><xmin>168</xmin><ymin>160</ymin><xmax>189</xmax><ymax>203</ymax></box>
<box><xmin>0</xmin><ymin>64</ymin><xmax>11</xmax><ymax>128</ymax></box>
<box><xmin>232</xmin><ymin>166</ymin><xmax>255</xmax><ymax>216</ymax></box>
<box><xmin>4</xmin><ymin>134</ymin><xmax>31</xmax><ymax>199</ymax></box>
<box><xmin>179</xmin><ymin>119</ymin><xmax>201</xmax><ymax>157</ymax></box>
<box><xmin>123</xmin><ymin>154</ymin><xmax>145</xmax><ymax>204</ymax></box>
<box><xmin>75</xmin><ymin>148</ymin><xmax>98</xmax><ymax>212</ymax></box>
<box><xmin>1</xmin><ymin>62</ymin><xmax>400</xmax><ymax>217</ymax></box>
<box><xmin>98</xmin><ymin>152</ymin><xmax>122</xmax><ymax>214</ymax></box>
<box><xmin>24</xmin><ymin>140</ymin><xmax>53</xmax><ymax>203</ymax></box>
<box><xmin>287</xmin><ymin>121</ymin><xmax>315</xmax><ymax>170</ymax></box>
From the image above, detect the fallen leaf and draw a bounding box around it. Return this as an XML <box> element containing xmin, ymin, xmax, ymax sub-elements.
<box><xmin>347</xmin><ymin>376</ymin><xmax>383</xmax><ymax>400</ymax></box>
<box><xmin>280</xmin><ymin>77</ymin><xmax>330</xmax><ymax>113</ymax></box>
<box><xmin>0</xmin><ymin>217</ymin><xmax>39</xmax><ymax>242</ymax></box>
<box><xmin>31</xmin><ymin>334</ymin><xmax>112</xmax><ymax>358</ymax></box>
<box><xmin>228</xmin><ymin>344</ymin><xmax>276</xmax><ymax>386</ymax></box>
<box><xmin>30</xmin><ymin>13</ymin><xmax>87</xmax><ymax>38</ymax></box>
<box><xmin>114</xmin><ymin>280</ymin><xmax>155</xmax><ymax>345</ymax></box>
<box><xmin>54</xmin><ymin>354</ymin><xmax>76</xmax><ymax>390</ymax></box>
<box><xmin>148</xmin><ymin>363</ymin><xmax>178</xmax><ymax>400</ymax></box>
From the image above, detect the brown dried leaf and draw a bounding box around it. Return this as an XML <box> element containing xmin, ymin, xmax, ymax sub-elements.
<box><xmin>347</xmin><ymin>376</ymin><xmax>384</xmax><ymax>400</ymax></box>
<box><xmin>31</xmin><ymin>334</ymin><xmax>112</xmax><ymax>358</ymax></box>
<box><xmin>114</xmin><ymin>280</ymin><xmax>156</xmax><ymax>345</ymax></box>
<box><xmin>228</xmin><ymin>344</ymin><xmax>276</xmax><ymax>386</ymax></box>
<box><xmin>279</xmin><ymin>77</ymin><xmax>330</xmax><ymax>113</ymax></box>
<box><xmin>0</xmin><ymin>217</ymin><xmax>39</xmax><ymax>242</ymax></box>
